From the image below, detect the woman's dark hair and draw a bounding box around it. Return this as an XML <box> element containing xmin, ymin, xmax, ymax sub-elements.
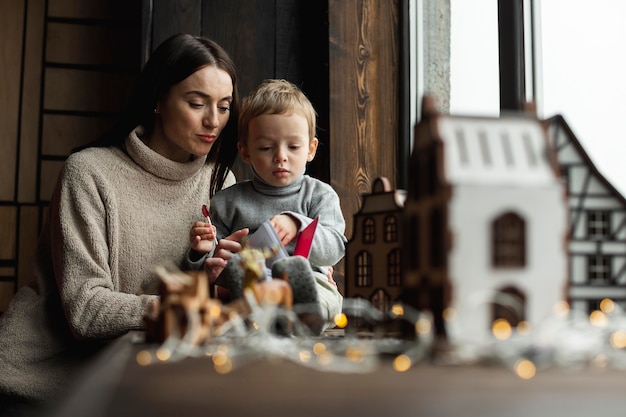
<box><xmin>84</xmin><ymin>33</ymin><xmax>239</xmax><ymax>197</ymax></box>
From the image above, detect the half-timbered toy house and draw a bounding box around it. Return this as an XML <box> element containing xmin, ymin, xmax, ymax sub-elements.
<box><xmin>545</xmin><ymin>115</ymin><xmax>626</xmax><ymax>315</ymax></box>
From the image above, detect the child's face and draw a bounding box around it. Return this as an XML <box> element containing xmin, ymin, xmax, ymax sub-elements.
<box><xmin>239</xmin><ymin>112</ymin><xmax>318</xmax><ymax>187</ymax></box>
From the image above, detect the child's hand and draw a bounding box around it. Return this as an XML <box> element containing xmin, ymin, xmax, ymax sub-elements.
<box><xmin>270</xmin><ymin>214</ymin><xmax>299</xmax><ymax>246</ymax></box>
<box><xmin>189</xmin><ymin>221</ymin><xmax>216</xmax><ymax>254</ymax></box>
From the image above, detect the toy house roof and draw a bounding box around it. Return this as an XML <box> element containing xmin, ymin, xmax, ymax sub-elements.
<box><xmin>435</xmin><ymin>114</ymin><xmax>559</xmax><ymax>187</ymax></box>
<box><xmin>356</xmin><ymin>177</ymin><xmax>406</xmax><ymax>214</ymax></box>
<box><xmin>545</xmin><ymin>114</ymin><xmax>626</xmax><ymax>204</ymax></box>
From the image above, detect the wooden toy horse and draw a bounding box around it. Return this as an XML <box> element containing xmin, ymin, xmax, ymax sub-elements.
<box><xmin>239</xmin><ymin>246</ymin><xmax>293</xmax><ymax>333</ymax></box>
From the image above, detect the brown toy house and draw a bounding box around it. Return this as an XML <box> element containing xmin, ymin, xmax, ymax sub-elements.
<box><xmin>344</xmin><ymin>177</ymin><xmax>407</xmax><ymax>328</ymax></box>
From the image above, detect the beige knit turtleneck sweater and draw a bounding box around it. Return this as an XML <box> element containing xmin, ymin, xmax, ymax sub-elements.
<box><xmin>0</xmin><ymin>128</ymin><xmax>234</xmax><ymax>401</ymax></box>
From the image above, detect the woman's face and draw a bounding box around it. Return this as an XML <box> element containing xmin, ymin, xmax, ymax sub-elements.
<box><xmin>149</xmin><ymin>65</ymin><xmax>233</xmax><ymax>162</ymax></box>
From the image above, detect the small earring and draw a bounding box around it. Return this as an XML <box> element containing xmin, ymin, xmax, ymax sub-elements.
<box><xmin>153</xmin><ymin>108</ymin><xmax>159</xmax><ymax>114</ymax></box>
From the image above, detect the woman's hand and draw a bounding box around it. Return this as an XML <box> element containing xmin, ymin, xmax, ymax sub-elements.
<box><xmin>204</xmin><ymin>228</ymin><xmax>249</xmax><ymax>283</ymax></box>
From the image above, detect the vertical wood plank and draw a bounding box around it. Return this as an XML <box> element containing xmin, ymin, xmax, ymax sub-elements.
<box><xmin>0</xmin><ymin>282</ymin><xmax>15</xmax><ymax>313</ymax></box>
<box><xmin>200</xmin><ymin>0</ymin><xmax>277</xmax><ymax>182</ymax></box>
<box><xmin>39</xmin><ymin>161</ymin><xmax>64</xmax><ymax>202</ymax></box>
<box><xmin>151</xmin><ymin>0</ymin><xmax>201</xmax><ymax>49</ymax></box>
<box><xmin>0</xmin><ymin>206</ymin><xmax>17</xmax><ymax>259</ymax></box>
<box><xmin>329</xmin><ymin>0</ymin><xmax>399</xmax><ymax>240</ymax></box>
<box><xmin>0</xmin><ymin>0</ymin><xmax>25</xmax><ymax>201</ymax></box>
<box><xmin>18</xmin><ymin>205</ymin><xmax>39</xmax><ymax>289</ymax></box>
<box><xmin>201</xmin><ymin>0</ymin><xmax>275</xmax><ymax>97</ymax></box>
<box><xmin>18</xmin><ymin>0</ymin><xmax>45</xmax><ymax>203</ymax></box>
<box><xmin>275</xmin><ymin>0</ymin><xmax>331</xmax><ymax>183</ymax></box>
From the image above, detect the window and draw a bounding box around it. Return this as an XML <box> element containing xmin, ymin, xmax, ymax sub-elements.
<box><xmin>363</xmin><ymin>217</ymin><xmax>375</xmax><ymax>243</ymax></box>
<box><xmin>356</xmin><ymin>251</ymin><xmax>372</xmax><ymax>287</ymax></box>
<box><xmin>387</xmin><ymin>249</ymin><xmax>402</xmax><ymax>287</ymax></box>
<box><xmin>492</xmin><ymin>212</ymin><xmax>526</xmax><ymax>268</ymax></box>
<box><xmin>588</xmin><ymin>255</ymin><xmax>611</xmax><ymax>285</ymax></box>
<box><xmin>384</xmin><ymin>215</ymin><xmax>398</xmax><ymax>242</ymax></box>
<box><xmin>587</xmin><ymin>211</ymin><xmax>610</xmax><ymax>240</ymax></box>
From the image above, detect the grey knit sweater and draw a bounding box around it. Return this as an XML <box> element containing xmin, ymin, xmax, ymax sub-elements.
<box><xmin>0</xmin><ymin>128</ymin><xmax>234</xmax><ymax>402</ymax></box>
<box><xmin>208</xmin><ymin>174</ymin><xmax>347</xmax><ymax>271</ymax></box>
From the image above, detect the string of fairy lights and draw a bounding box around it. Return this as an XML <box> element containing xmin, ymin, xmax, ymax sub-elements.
<box><xmin>135</xmin><ymin>291</ymin><xmax>626</xmax><ymax>380</ymax></box>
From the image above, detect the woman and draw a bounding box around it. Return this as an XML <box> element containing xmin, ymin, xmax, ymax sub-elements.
<box><xmin>0</xmin><ymin>33</ymin><xmax>245</xmax><ymax>409</ymax></box>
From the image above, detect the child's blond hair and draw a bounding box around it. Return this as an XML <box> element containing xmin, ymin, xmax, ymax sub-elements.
<box><xmin>238</xmin><ymin>79</ymin><xmax>317</xmax><ymax>144</ymax></box>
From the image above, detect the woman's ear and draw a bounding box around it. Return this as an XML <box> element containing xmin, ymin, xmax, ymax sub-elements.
<box><xmin>307</xmin><ymin>137</ymin><xmax>319</xmax><ymax>162</ymax></box>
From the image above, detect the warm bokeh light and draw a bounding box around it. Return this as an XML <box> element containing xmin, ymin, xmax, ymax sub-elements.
<box><xmin>610</xmin><ymin>330</ymin><xmax>626</xmax><ymax>349</ymax></box>
<box><xmin>346</xmin><ymin>347</ymin><xmax>365</xmax><ymax>363</ymax></box>
<box><xmin>553</xmin><ymin>300</ymin><xmax>570</xmax><ymax>317</ymax></box>
<box><xmin>209</xmin><ymin>303</ymin><xmax>222</xmax><ymax>318</ymax></box>
<box><xmin>516</xmin><ymin>320</ymin><xmax>532</xmax><ymax>336</ymax></box>
<box><xmin>514</xmin><ymin>359</ymin><xmax>536</xmax><ymax>379</ymax></box>
<box><xmin>589</xmin><ymin>310</ymin><xmax>607</xmax><ymax>327</ymax></box>
<box><xmin>313</xmin><ymin>342</ymin><xmax>327</xmax><ymax>355</ymax></box>
<box><xmin>298</xmin><ymin>350</ymin><xmax>312</xmax><ymax>362</ymax></box>
<box><xmin>212</xmin><ymin>351</ymin><xmax>229</xmax><ymax>366</ymax></box>
<box><xmin>391</xmin><ymin>304</ymin><xmax>404</xmax><ymax>317</ymax></box>
<box><xmin>415</xmin><ymin>317</ymin><xmax>432</xmax><ymax>335</ymax></box>
<box><xmin>600</xmin><ymin>298</ymin><xmax>615</xmax><ymax>314</ymax></box>
<box><xmin>136</xmin><ymin>350</ymin><xmax>152</xmax><ymax>366</ymax></box>
<box><xmin>155</xmin><ymin>348</ymin><xmax>171</xmax><ymax>361</ymax></box>
<box><xmin>443</xmin><ymin>307</ymin><xmax>456</xmax><ymax>322</ymax></box>
<box><xmin>492</xmin><ymin>318</ymin><xmax>512</xmax><ymax>340</ymax></box>
<box><xmin>214</xmin><ymin>357</ymin><xmax>233</xmax><ymax>374</ymax></box>
<box><xmin>393</xmin><ymin>354</ymin><xmax>412</xmax><ymax>372</ymax></box>
<box><xmin>334</xmin><ymin>313</ymin><xmax>348</xmax><ymax>328</ymax></box>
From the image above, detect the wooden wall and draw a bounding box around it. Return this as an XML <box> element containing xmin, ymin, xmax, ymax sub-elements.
<box><xmin>0</xmin><ymin>0</ymin><xmax>141</xmax><ymax>312</ymax></box>
<box><xmin>0</xmin><ymin>0</ymin><xmax>403</xmax><ymax>308</ymax></box>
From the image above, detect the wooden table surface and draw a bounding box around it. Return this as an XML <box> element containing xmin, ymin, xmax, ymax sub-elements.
<box><xmin>46</xmin><ymin>332</ymin><xmax>626</xmax><ymax>417</ymax></box>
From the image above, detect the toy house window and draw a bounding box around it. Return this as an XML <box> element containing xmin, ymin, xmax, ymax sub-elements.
<box><xmin>387</xmin><ymin>249</ymin><xmax>401</xmax><ymax>286</ymax></box>
<box><xmin>363</xmin><ymin>217</ymin><xmax>375</xmax><ymax>243</ymax></box>
<box><xmin>588</xmin><ymin>255</ymin><xmax>611</xmax><ymax>284</ymax></box>
<box><xmin>491</xmin><ymin>212</ymin><xmax>526</xmax><ymax>268</ymax></box>
<box><xmin>356</xmin><ymin>251</ymin><xmax>372</xmax><ymax>287</ymax></box>
<box><xmin>384</xmin><ymin>215</ymin><xmax>398</xmax><ymax>242</ymax></box>
<box><xmin>478</xmin><ymin>130</ymin><xmax>492</xmax><ymax>165</ymax></box>
<box><xmin>587</xmin><ymin>211</ymin><xmax>610</xmax><ymax>240</ymax></box>
<box><xmin>455</xmin><ymin>130</ymin><xmax>469</xmax><ymax>165</ymax></box>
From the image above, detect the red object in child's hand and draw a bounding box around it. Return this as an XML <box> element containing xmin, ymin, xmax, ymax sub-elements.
<box><xmin>201</xmin><ymin>204</ymin><xmax>212</xmax><ymax>225</ymax></box>
<box><xmin>293</xmin><ymin>217</ymin><xmax>318</xmax><ymax>258</ymax></box>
